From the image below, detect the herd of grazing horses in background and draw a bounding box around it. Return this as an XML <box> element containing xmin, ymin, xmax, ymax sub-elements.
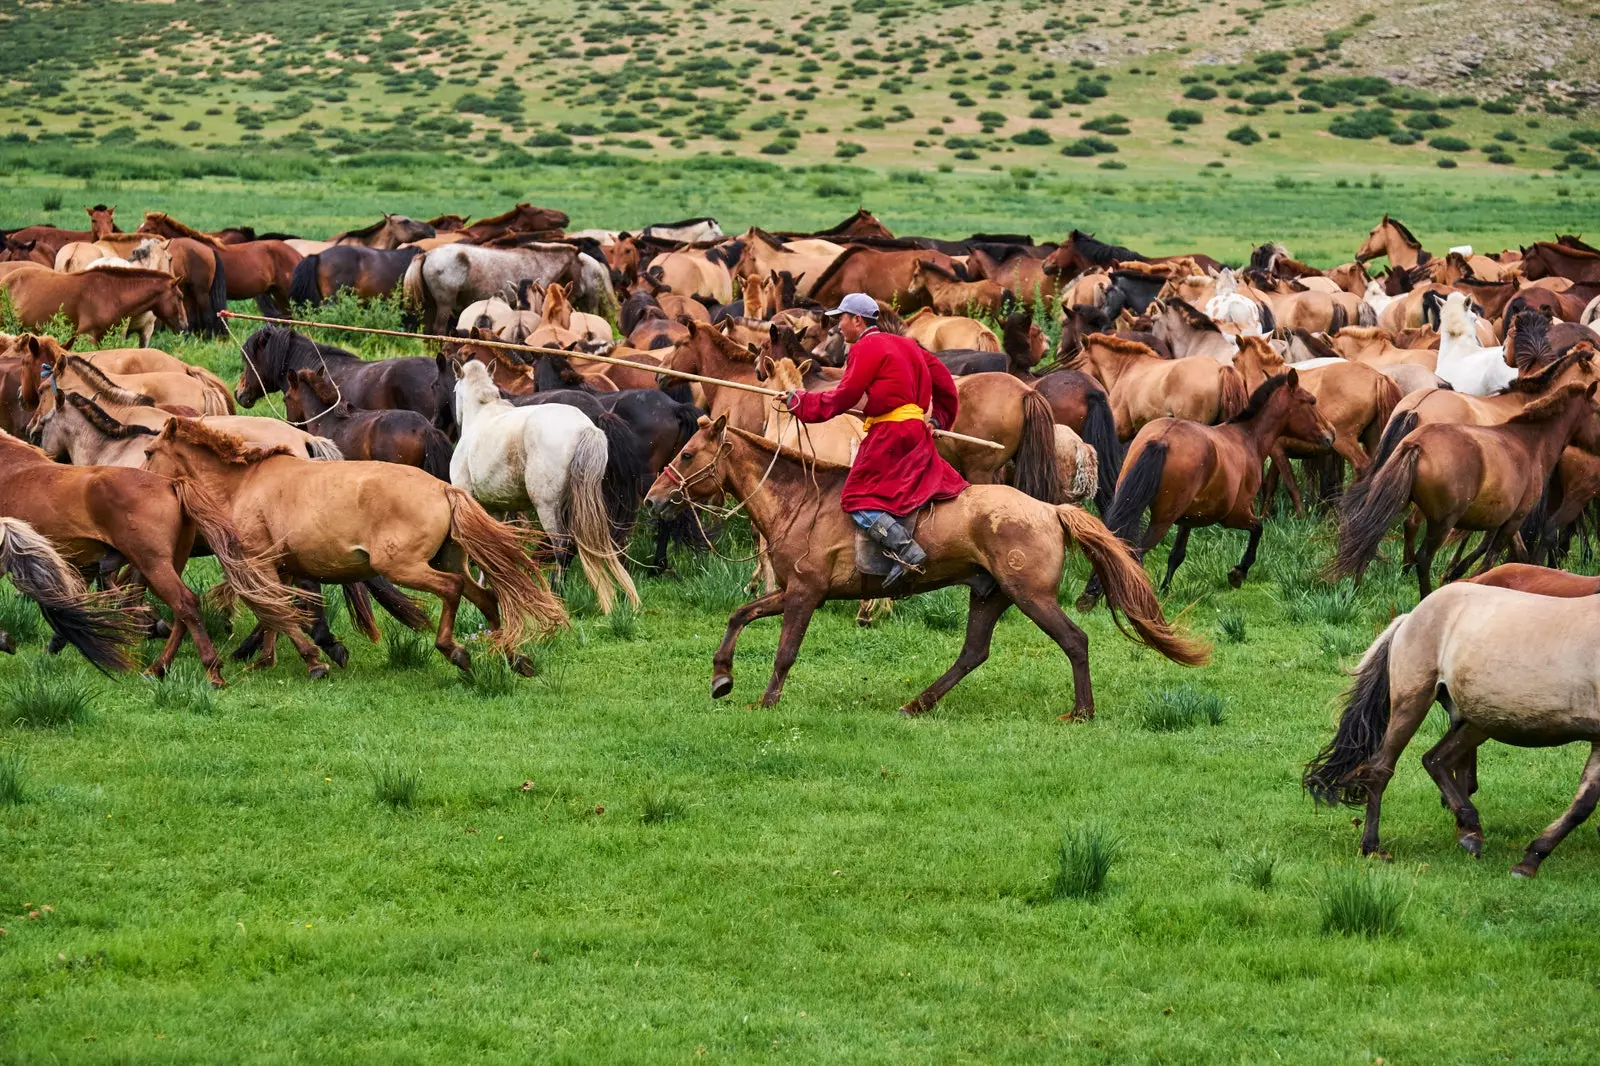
<box><xmin>9</xmin><ymin>200</ymin><xmax>1600</xmax><ymax>875</ymax></box>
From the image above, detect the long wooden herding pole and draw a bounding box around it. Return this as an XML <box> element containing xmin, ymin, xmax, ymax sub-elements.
<box><xmin>218</xmin><ymin>310</ymin><xmax>1007</xmax><ymax>450</ymax></box>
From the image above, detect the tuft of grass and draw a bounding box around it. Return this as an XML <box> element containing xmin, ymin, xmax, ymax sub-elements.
<box><xmin>905</xmin><ymin>586</ymin><xmax>966</xmax><ymax>631</ymax></box>
<box><xmin>680</xmin><ymin>555</ymin><xmax>754</xmax><ymax>613</ymax></box>
<box><xmin>0</xmin><ymin>750</ymin><xmax>25</xmax><ymax>806</ymax></box>
<box><xmin>1218</xmin><ymin>608</ymin><xmax>1247</xmax><ymax>644</ymax></box>
<box><xmin>1317</xmin><ymin>624</ymin><xmax>1368</xmax><ymax>661</ymax></box>
<box><xmin>463</xmin><ymin>652</ymin><xmax>517</xmax><ymax>698</ymax></box>
<box><xmin>385</xmin><ymin>627</ymin><xmax>433</xmax><ymax>670</ymax></box>
<box><xmin>1321</xmin><ymin>866</ymin><xmax>1406</xmax><ymax>937</ymax></box>
<box><xmin>1139</xmin><ymin>684</ymin><xmax>1226</xmax><ymax>731</ymax></box>
<box><xmin>640</xmin><ymin>789</ymin><xmax>685</xmax><ymax>825</ymax></box>
<box><xmin>3</xmin><ymin>660</ymin><xmax>96</xmax><ymax>728</ymax></box>
<box><xmin>606</xmin><ymin>599</ymin><xmax>638</xmax><ymax>641</ymax></box>
<box><xmin>151</xmin><ymin>661</ymin><xmax>216</xmax><ymax>715</ymax></box>
<box><xmin>1286</xmin><ymin>581</ymin><xmax>1366</xmax><ymax>626</ymax></box>
<box><xmin>41</xmin><ymin>192</ymin><xmax>63</xmax><ymax>211</ymax></box>
<box><xmin>1233</xmin><ymin>850</ymin><xmax>1278</xmax><ymax>891</ymax></box>
<box><xmin>0</xmin><ymin>585</ymin><xmax>44</xmax><ymax>644</ymax></box>
<box><xmin>1052</xmin><ymin>823</ymin><xmax>1121</xmax><ymax>900</ymax></box>
<box><xmin>371</xmin><ymin>761</ymin><xmax>421</xmax><ymax>809</ymax></box>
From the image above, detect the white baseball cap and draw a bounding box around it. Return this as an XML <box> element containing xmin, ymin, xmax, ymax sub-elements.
<box><xmin>825</xmin><ymin>292</ymin><xmax>879</xmax><ymax>318</ymax></box>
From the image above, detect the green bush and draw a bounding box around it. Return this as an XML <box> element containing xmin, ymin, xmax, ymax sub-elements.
<box><xmin>1184</xmin><ymin>84</ymin><xmax>1218</xmax><ymax>101</ymax></box>
<box><xmin>1226</xmin><ymin>124</ymin><xmax>1262</xmax><ymax>145</ymax></box>
<box><xmin>1329</xmin><ymin>108</ymin><xmax>1397</xmax><ymax>139</ymax></box>
<box><xmin>1403</xmin><ymin>112</ymin><xmax>1452</xmax><ymax>130</ymax></box>
<box><xmin>1166</xmin><ymin>108</ymin><xmax>1204</xmax><ymax>126</ymax></box>
<box><xmin>1009</xmin><ymin>127</ymin><xmax>1051</xmax><ymax>145</ymax></box>
<box><xmin>1429</xmin><ymin>135</ymin><xmax>1470</xmax><ymax>152</ymax></box>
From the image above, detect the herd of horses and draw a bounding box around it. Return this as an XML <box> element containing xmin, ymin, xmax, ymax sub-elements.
<box><xmin>8</xmin><ymin>201</ymin><xmax>1600</xmax><ymax>876</ymax></box>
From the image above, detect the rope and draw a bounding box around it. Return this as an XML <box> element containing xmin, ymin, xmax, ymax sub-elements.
<box><xmin>221</xmin><ymin>312</ymin><xmax>346</xmax><ymax>429</ymax></box>
<box><xmin>217</xmin><ymin>310</ymin><xmax>1006</xmax><ymax>450</ymax></box>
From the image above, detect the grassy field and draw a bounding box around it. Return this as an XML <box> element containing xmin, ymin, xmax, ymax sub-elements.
<box><xmin>2</xmin><ymin>319</ymin><xmax>1600</xmax><ymax>1063</ymax></box>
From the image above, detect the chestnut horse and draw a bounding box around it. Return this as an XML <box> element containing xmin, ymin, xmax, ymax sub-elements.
<box><xmin>0</xmin><ymin>429</ymin><xmax>301</xmax><ymax>686</ymax></box>
<box><xmin>1465</xmin><ymin>562</ymin><xmax>1600</xmax><ymax>597</ymax></box>
<box><xmin>137</xmin><ymin>214</ymin><xmax>301</xmax><ymax>316</ymax></box>
<box><xmin>1354</xmin><ymin>215</ymin><xmax>1431</xmax><ymax>271</ymax></box>
<box><xmin>1069</xmin><ymin>333</ymin><xmax>1249</xmax><ymax>440</ymax></box>
<box><xmin>645</xmin><ymin>417</ymin><xmax>1206</xmax><ymax>716</ymax></box>
<box><xmin>0</xmin><ymin>266</ymin><xmax>188</xmax><ymax>342</ymax></box>
<box><xmin>807</xmin><ymin>246</ymin><xmax>959</xmax><ymax>311</ymax></box>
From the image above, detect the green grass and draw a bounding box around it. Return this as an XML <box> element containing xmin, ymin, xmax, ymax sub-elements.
<box><xmin>1138</xmin><ymin>684</ymin><xmax>1228</xmax><ymax>731</ymax></box>
<box><xmin>1321</xmin><ymin>866</ymin><xmax>1408</xmax><ymax>938</ymax></box>
<box><xmin>1052</xmin><ymin>823</ymin><xmax>1122</xmax><ymax>900</ymax></box>
<box><xmin>2</xmin><ymin>659</ymin><xmax>96</xmax><ymax>729</ymax></box>
<box><xmin>0</xmin><ymin>750</ymin><xmax>25</xmax><ymax>806</ymax></box>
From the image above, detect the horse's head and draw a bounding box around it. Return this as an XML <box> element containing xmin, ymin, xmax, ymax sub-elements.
<box><xmin>1355</xmin><ymin>216</ymin><xmax>1392</xmax><ymax>265</ymax></box>
<box><xmin>453</xmin><ymin>357</ymin><xmax>501</xmax><ymax>418</ymax></box>
<box><xmin>234</xmin><ymin>326</ymin><xmax>289</xmax><ymax>408</ymax></box>
<box><xmin>87</xmin><ymin>203</ymin><xmax>116</xmax><ymax>239</ymax></box>
<box><xmin>154</xmin><ymin>275</ymin><xmax>189</xmax><ymax>333</ymax></box>
<box><xmin>645</xmin><ymin>414</ymin><xmax>729</xmax><ymax>518</ymax></box>
<box><xmin>386</xmin><ymin>214</ymin><xmax>435</xmax><ymax>245</ymax></box>
<box><xmin>1277</xmin><ymin>369</ymin><xmax>1336</xmax><ymax>449</ymax></box>
<box><xmin>1040</xmin><ymin>242</ymin><xmax>1078</xmax><ymax>278</ymax></box>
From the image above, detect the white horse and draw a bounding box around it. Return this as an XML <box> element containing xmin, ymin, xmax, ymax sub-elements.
<box><xmin>450</xmin><ymin>360</ymin><xmax>638</xmax><ymax>614</ymax></box>
<box><xmin>1437</xmin><ymin>291</ymin><xmax>1515</xmax><ymax>395</ymax></box>
<box><xmin>1359</xmin><ymin>279</ymin><xmax>1393</xmax><ymax>327</ymax></box>
<box><xmin>1204</xmin><ymin>268</ymin><xmax>1265</xmax><ymax>336</ymax></box>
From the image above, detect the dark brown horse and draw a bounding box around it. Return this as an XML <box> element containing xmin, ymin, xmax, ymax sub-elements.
<box><xmin>1520</xmin><ymin>241</ymin><xmax>1600</xmax><ymax>285</ymax></box>
<box><xmin>807</xmin><ymin>246</ymin><xmax>960</xmax><ymax>311</ymax></box>
<box><xmin>644</xmin><ymin>417</ymin><xmax>1206</xmax><ymax>717</ymax></box>
<box><xmin>288</xmin><ymin>246</ymin><xmax>420</xmax><ymax>306</ymax></box>
<box><xmin>282</xmin><ymin>367</ymin><xmax>453</xmax><ymax>478</ymax></box>
<box><xmin>459</xmin><ymin>203</ymin><xmax>570</xmax><ymax>243</ymax></box>
<box><xmin>327</xmin><ymin>214</ymin><xmax>435</xmax><ymax>249</ymax></box>
<box><xmin>138</xmin><ymin>213</ymin><xmax>300</xmax><ymax>316</ymax></box>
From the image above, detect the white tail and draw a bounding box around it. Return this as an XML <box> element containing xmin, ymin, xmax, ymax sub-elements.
<box><xmin>564</xmin><ymin>425</ymin><xmax>639</xmax><ymax>614</ymax></box>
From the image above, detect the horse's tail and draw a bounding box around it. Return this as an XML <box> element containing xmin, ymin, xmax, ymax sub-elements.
<box><xmin>1216</xmin><ymin>366</ymin><xmax>1248</xmax><ymax>422</ymax></box>
<box><xmin>402</xmin><ymin>252</ymin><xmax>428</xmax><ymax>318</ymax></box>
<box><xmin>200</xmin><ymin>384</ymin><xmax>229</xmax><ymax>416</ymax></box>
<box><xmin>171</xmin><ymin>476</ymin><xmax>305</xmax><ymax>634</ymax></box>
<box><xmin>420</xmin><ymin>427</ymin><xmax>453</xmax><ymax>480</ymax></box>
<box><xmin>1303</xmin><ymin>615</ymin><xmax>1401</xmax><ymax>806</ymax></box>
<box><xmin>341</xmin><ymin>583</ymin><xmax>382</xmax><ymax>643</ymax></box>
<box><xmin>185</xmin><ymin>366</ymin><xmax>236</xmax><ymax>414</ymax></box>
<box><xmin>596</xmin><ymin>411</ymin><xmax>649</xmax><ymax>542</ymax></box>
<box><xmin>1254</xmin><ymin>298</ymin><xmax>1277</xmax><ymax>337</ymax></box>
<box><xmin>204</xmin><ymin>247</ymin><xmax>228</xmax><ymax>335</ymax></box>
<box><xmin>444</xmin><ymin>486</ymin><xmax>567</xmax><ymax>652</ymax></box>
<box><xmin>1011</xmin><ymin>386</ymin><xmax>1064</xmax><ymax>503</ymax></box>
<box><xmin>1363</xmin><ymin>374</ymin><xmax>1404</xmax><ymax>460</ymax></box>
<box><xmin>0</xmin><ymin>517</ymin><xmax>140</xmax><ymax>673</ymax></box>
<box><xmin>1056</xmin><ymin>504</ymin><xmax>1210</xmax><ymax>666</ymax></box>
<box><xmin>305</xmin><ymin>436</ymin><xmax>344</xmax><ymax>461</ymax></box>
<box><xmin>1080</xmin><ymin>386</ymin><xmax>1124</xmax><ymax>512</ymax></box>
<box><xmin>1328</xmin><ymin>301</ymin><xmax>1348</xmax><ymax>336</ymax></box>
<box><xmin>1103</xmin><ymin>439</ymin><xmax>1167</xmax><ymax>546</ymax></box>
<box><xmin>289</xmin><ymin>253</ymin><xmax>322</xmax><ymax>307</ymax></box>
<box><xmin>1366</xmin><ymin>409</ymin><xmax>1418</xmax><ymax>479</ymax></box>
<box><xmin>564</xmin><ymin>424</ymin><xmax>641</xmax><ymax>614</ymax></box>
<box><xmin>1334</xmin><ymin>441</ymin><xmax>1421</xmax><ymax>580</ymax></box>
<box><xmin>1055</xmin><ymin>426</ymin><xmax>1099</xmax><ymax>506</ymax></box>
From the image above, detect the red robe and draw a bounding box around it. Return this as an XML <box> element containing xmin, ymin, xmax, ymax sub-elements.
<box><xmin>789</xmin><ymin>328</ymin><xmax>969</xmax><ymax>514</ymax></box>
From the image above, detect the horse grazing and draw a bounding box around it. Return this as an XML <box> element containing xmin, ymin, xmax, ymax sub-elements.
<box><xmin>907</xmin><ymin>259</ymin><xmax>1011</xmax><ymax>316</ymax></box>
<box><xmin>645</xmin><ymin>417</ymin><xmax>1207</xmax><ymax>716</ymax></box>
<box><xmin>1069</xmin><ymin>333</ymin><xmax>1249</xmax><ymax>440</ymax></box>
<box><xmin>0</xmin><ymin>429</ymin><xmax>302</xmax><ymax>686</ymax></box>
<box><xmin>1304</xmin><ymin>581</ymin><xmax>1600</xmax><ymax>876</ymax></box>
<box><xmin>0</xmin><ymin>265</ymin><xmax>188</xmax><ymax>342</ymax></box>
<box><xmin>1336</xmin><ymin>383</ymin><xmax>1600</xmax><ymax>597</ymax></box>
<box><xmin>235</xmin><ymin>326</ymin><xmax>455</xmax><ymax>437</ymax></box>
<box><xmin>282</xmin><ymin>368</ymin><xmax>452</xmax><ymax>479</ymax></box>
<box><xmin>288</xmin><ymin>245</ymin><xmax>420</xmax><ymax>306</ymax></box>
<box><xmin>327</xmin><ymin>214</ymin><xmax>435</xmax><ymax>249</ymax></box>
<box><xmin>905</xmin><ymin>310</ymin><xmax>1001</xmax><ymax>353</ymax></box>
<box><xmin>1089</xmin><ymin>372</ymin><xmax>1333</xmax><ymax>599</ymax></box>
<box><xmin>405</xmin><ymin>242</ymin><xmax>592</xmax><ymax>335</ymax></box>
<box><xmin>0</xmin><ymin>516</ymin><xmax>143</xmax><ymax>671</ymax></box>
<box><xmin>451</xmin><ymin>360</ymin><xmax>638</xmax><ymax>614</ymax></box>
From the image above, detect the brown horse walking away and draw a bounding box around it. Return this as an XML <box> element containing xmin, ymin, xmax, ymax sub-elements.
<box><xmin>644</xmin><ymin>417</ymin><xmax>1206</xmax><ymax>717</ymax></box>
<box><xmin>0</xmin><ymin>430</ymin><xmax>301</xmax><ymax>685</ymax></box>
<box><xmin>1085</xmin><ymin>371</ymin><xmax>1334</xmax><ymax>601</ymax></box>
<box><xmin>1336</xmin><ymin>383</ymin><xmax>1600</xmax><ymax>597</ymax></box>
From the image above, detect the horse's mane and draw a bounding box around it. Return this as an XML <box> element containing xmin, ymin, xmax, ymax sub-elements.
<box><xmin>764</xmin><ymin>357</ymin><xmax>805</xmax><ymax>391</ymax></box>
<box><xmin>746</xmin><ymin>226</ymin><xmax>786</xmax><ymax>250</ymax></box>
<box><xmin>1064</xmin><ymin>304</ymin><xmax>1112</xmax><ymax>330</ymax></box>
<box><xmin>650</xmin><ymin>216</ymin><xmax>718</xmax><ymax>229</ymax></box>
<box><xmin>805</xmin><ymin>244</ymin><xmax>868</xmax><ymax>296</ymax></box>
<box><xmin>914</xmin><ymin>258</ymin><xmax>966</xmax><ymax>282</ymax></box>
<box><xmin>1558</xmin><ymin>234</ymin><xmax>1600</xmax><ymax>254</ymax></box>
<box><xmin>159</xmin><ymin>417</ymin><xmax>293</xmax><ymax>463</ymax></box>
<box><xmin>688</xmin><ymin>320</ymin><xmax>758</xmax><ymax>363</ymax></box>
<box><xmin>1289</xmin><ymin>328</ymin><xmax>1339</xmax><ymax>360</ymax></box>
<box><xmin>248</xmin><ymin>326</ymin><xmax>359</xmax><ymax>378</ymax></box>
<box><xmin>1068</xmin><ymin>230</ymin><xmax>1146</xmax><ymax>264</ymax></box>
<box><xmin>141</xmin><ymin>212</ymin><xmax>218</xmax><ymax>246</ymax></box>
<box><xmin>726</xmin><ymin>424</ymin><xmax>852</xmax><ymax>474</ymax></box>
<box><xmin>74</xmin><ymin>265</ymin><xmax>173</xmax><ymax>282</ymax></box>
<box><xmin>1381</xmin><ymin>214</ymin><xmax>1423</xmax><ymax>251</ymax></box>
<box><xmin>1249</xmin><ymin>242</ymin><xmax>1290</xmax><ymax>270</ymax></box>
<box><xmin>331</xmin><ymin>217</ymin><xmax>387</xmax><ymax>241</ymax></box>
<box><xmin>1330</xmin><ymin>326</ymin><xmax>1392</xmax><ymax>344</ymax></box>
<box><xmin>1161</xmin><ymin>297</ymin><xmax>1220</xmax><ymax>333</ymax></box>
<box><xmin>64</xmin><ymin>356</ymin><xmax>155</xmax><ymax>407</ymax></box>
<box><xmin>1508</xmin><ymin>382</ymin><xmax>1591</xmax><ymax>424</ymax></box>
<box><xmin>1533</xmin><ymin>239</ymin><xmax>1600</xmax><ymax>262</ymax></box>
<box><xmin>1083</xmin><ymin>332</ymin><xmax>1160</xmax><ymax>359</ymax></box>
<box><xmin>292</xmin><ymin>366</ymin><xmax>341</xmax><ymax>405</ymax></box>
<box><xmin>809</xmin><ymin>209</ymin><xmax>882</xmax><ymax>237</ymax></box>
<box><xmin>1226</xmin><ymin>371</ymin><xmax>1293</xmax><ymax>424</ymax></box>
<box><xmin>874</xmin><ymin>305</ymin><xmax>907</xmax><ymax>336</ymax></box>
<box><xmin>1508</xmin><ymin>312</ymin><xmax>1556</xmax><ymax>376</ymax></box>
<box><xmin>65</xmin><ymin>391</ymin><xmax>156</xmax><ymax>438</ymax></box>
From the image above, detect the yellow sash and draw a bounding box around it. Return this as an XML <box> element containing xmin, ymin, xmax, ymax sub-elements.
<box><xmin>862</xmin><ymin>403</ymin><xmax>927</xmax><ymax>430</ymax></box>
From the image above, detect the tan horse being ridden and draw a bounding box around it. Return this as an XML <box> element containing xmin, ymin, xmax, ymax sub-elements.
<box><xmin>646</xmin><ymin>417</ymin><xmax>1206</xmax><ymax>717</ymax></box>
<box><xmin>1069</xmin><ymin>333</ymin><xmax>1249</xmax><ymax>440</ymax></box>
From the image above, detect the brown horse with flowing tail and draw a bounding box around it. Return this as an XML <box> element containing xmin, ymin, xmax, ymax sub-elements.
<box><xmin>1305</xmin><ymin>581</ymin><xmax>1600</xmax><ymax>877</ymax></box>
<box><xmin>1335</xmin><ymin>383</ymin><xmax>1600</xmax><ymax>597</ymax></box>
<box><xmin>1069</xmin><ymin>333</ymin><xmax>1249</xmax><ymax>440</ymax></box>
<box><xmin>644</xmin><ymin>416</ymin><xmax>1207</xmax><ymax>718</ymax></box>
<box><xmin>0</xmin><ymin>516</ymin><xmax>143</xmax><ymax>671</ymax></box>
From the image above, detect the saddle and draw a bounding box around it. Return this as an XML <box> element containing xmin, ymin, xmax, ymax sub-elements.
<box><xmin>853</xmin><ymin>511</ymin><xmax>920</xmax><ymax>576</ymax></box>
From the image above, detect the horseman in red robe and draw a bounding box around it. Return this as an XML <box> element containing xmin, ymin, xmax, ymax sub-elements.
<box><xmin>777</xmin><ymin>292</ymin><xmax>969</xmax><ymax>587</ymax></box>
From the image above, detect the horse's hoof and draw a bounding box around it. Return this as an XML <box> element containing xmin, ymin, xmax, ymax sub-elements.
<box><xmin>152</xmin><ymin>619</ymin><xmax>172</xmax><ymax>639</ymax></box>
<box><xmin>1073</xmin><ymin>594</ymin><xmax>1099</xmax><ymax>614</ymax></box>
<box><xmin>759</xmin><ymin>694</ymin><xmax>782</xmax><ymax>708</ymax></box>
<box><xmin>899</xmin><ymin>702</ymin><xmax>926</xmax><ymax>717</ymax></box>
<box><xmin>1361</xmin><ymin>848</ymin><xmax>1393</xmax><ymax>863</ymax></box>
<box><xmin>308</xmin><ymin>664</ymin><xmax>330</xmax><ymax>681</ymax></box>
<box><xmin>142</xmin><ymin>664</ymin><xmax>167</xmax><ymax>681</ymax></box>
<box><xmin>328</xmin><ymin>644</ymin><xmax>350</xmax><ymax>670</ymax></box>
<box><xmin>248</xmin><ymin>659</ymin><xmax>275</xmax><ymax>672</ymax></box>
<box><xmin>1459</xmin><ymin>833</ymin><xmax>1483</xmax><ymax>859</ymax></box>
<box><xmin>1057</xmin><ymin>710</ymin><xmax>1094</xmax><ymax>723</ymax></box>
<box><xmin>1227</xmin><ymin>568</ymin><xmax>1245</xmax><ymax>589</ymax></box>
<box><xmin>447</xmin><ymin>647</ymin><xmax>472</xmax><ymax>672</ymax></box>
<box><xmin>206</xmin><ymin>675</ymin><xmax>228</xmax><ymax>690</ymax></box>
<box><xmin>710</xmin><ymin>674</ymin><xmax>734</xmax><ymax>699</ymax></box>
<box><xmin>1510</xmin><ymin>863</ymin><xmax>1538</xmax><ymax>879</ymax></box>
<box><xmin>510</xmin><ymin>653</ymin><xmax>537</xmax><ymax>678</ymax></box>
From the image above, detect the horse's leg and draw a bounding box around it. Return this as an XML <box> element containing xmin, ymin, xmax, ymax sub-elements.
<box><xmin>303</xmin><ymin>581</ymin><xmax>349</xmax><ymax>668</ymax></box>
<box><xmin>1420</xmin><ymin>719</ymin><xmax>1490</xmax><ymax>857</ymax></box>
<box><xmin>1358</xmin><ymin>683</ymin><xmax>1436</xmax><ymax>860</ymax></box>
<box><xmin>1414</xmin><ymin>520</ymin><xmax>1446</xmax><ymax>599</ymax></box>
<box><xmin>1401</xmin><ymin>507</ymin><xmax>1420</xmax><ymax>570</ymax></box>
<box><xmin>231</xmin><ymin>622</ymin><xmax>267</xmax><ymax>663</ymax></box>
<box><xmin>1513</xmin><ymin>744</ymin><xmax>1600</xmax><ymax>878</ymax></box>
<box><xmin>901</xmin><ymin>590</ymin><xmax>1010</xmax><ymax>717</ymax></box>
<box><xmin>1470</xmin><ymin>522</ymin><xmax>1517</xmax><ymax>577</ymax></box>
<box><xmin>1440</xmin><ymin>529</ymin><xmax>1477</xmax><ymax>582</ymax></box>
<box><xmin>1159</xmin><ymin>526</ymin><xmax>1191</xmax><ymax>592</ymax></box>
<box><xmin>142</xmin><ymin>564</ymin><xmax>225</xmax><ymax>686</ymax></box>
<box><xmin>710</xmin><ymin>589</ymin><xmax>787</xmax><ymax>699</ymax></box>
<box><xmin>1270</xmin><ymin>449</ymin><xmax>1305</xmax><ymax>518</ymax></box>
<box><xmin>1227</xmin><ymin>520</ymin><xmax>1265</xmax><ymax>588</ymax></box>
<box><xmin>759</xmin><ymin>589</ymin><xmax>826</xmax><ymax>708</ymax></box>
<box><xmin>1011</xmin><ymin>589</ymin><xmax>1095</xmax><ymax>720</ymax></box>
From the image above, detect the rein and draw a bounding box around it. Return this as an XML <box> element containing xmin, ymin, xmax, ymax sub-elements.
<box><xmin>222</xmin><ymin>313</ymin><xmax>345</xmax><ymax>428</ymax></box>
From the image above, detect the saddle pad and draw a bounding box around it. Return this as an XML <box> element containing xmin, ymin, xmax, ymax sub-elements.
<box><xmin>853</xmin><ymin>511</ymin><xmax>920</xmax><ymax>576</ymax></box>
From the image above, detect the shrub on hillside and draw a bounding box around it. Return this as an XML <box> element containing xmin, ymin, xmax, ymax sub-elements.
<box><xmin>1328</xmin><ymin>108</ymin><xmax>1397</xmax><ymax>139</ymax></box>
<box><xmin>1226</xmin><ymin>124</ymin><xmax>1261</xmax><ymax>145</ymax></box>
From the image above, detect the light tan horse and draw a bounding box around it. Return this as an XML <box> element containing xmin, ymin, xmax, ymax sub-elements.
<box><xmin>0</xmin><ymin>265</ymin><xmax>188</xmax><ymax>342</ymax></box>
<box><xmin>141</xmin><ymin>418</ymin><xmax>567</xmax><ymax>678</ymax></box>
<box><xmin>24</xmin><ymin>354</ymin><xmax>230</xmax><ymax>437</ymax></box>
<box><xmin>651</xmin><ymin>248</ymin><xmax>734</xmax><ymax>304</ymax></box>
<box><xmin>1305</xmin><ymin>581</ymin><xmax>1600</xmax><ymax>876</ymax></box>
<box><xmin>904</xmin><ymin>310</ymin><xmax>1001</xmax><ymax>352</ymax></box>
<box><xmin>1328</xmin><ymin>327</ymin><xmax>1439</xmax><ymax>373</ymax></box>
<box><xmin>7</xmin><ymin>334</ymin><xmax>231</xmax><ymax>411</ymax></box>
<box><xmin>907</xmin><ymin>259</ymin><xmax>1010</xmax><ymax>316</ymax></box>
<box><xmin>1069</xmin><ymin>333</ymin><xmax>1249</xmax><ymax>440</ymax></box>
<box><xmin>1355</xmin><ymin>215</ymin><xmax>1430</xmax><ymax>271</ymax></box>
<box><xmin>734</xmin><ymin>229</ymin><xmax>841</xmax><ymax>298</ymax></box>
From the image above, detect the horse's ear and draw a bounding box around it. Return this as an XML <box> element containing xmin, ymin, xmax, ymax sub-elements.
<box><xmin>711</xmin><ymin>413</ymin><xmax>728</xmax><ymax>436</ymax></box>
<box><xmin>452</xmin><ymin>359</ymin><xmax>466</xmax><ymax>380</ymax></box>
<box><xmin>61</xmin><ymin>335</ymin><xmax>75</xmax><ymax>351</ymax></box>
<box><xmin>1587</xmin><ymin>381</ymin><xmax>1597</xmax><ymax>400</ymax></box>
<box><xmin>1285</xmin><ymin>368</ymin><xmax>1299</xmax><ymax>390</ymax></box>
<box><xmin>797</xmin><ymin>358</ymin><xmax>814</xmax><ymax>377</ymax></box>
<box><xmin>745</xmin><ymin>343</ymin><xmax>759</xmax><ymax>358</ymax></box>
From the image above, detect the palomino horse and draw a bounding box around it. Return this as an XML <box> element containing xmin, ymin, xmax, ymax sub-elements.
<box><xmin>282</xmin><ymin>368</ymin><xmax>452</xmax><ymax>479</ymax></box>
<box><xmin>649</xmin><ymin>248</ymin><xmax>735</xmax><ymax>305</ymax></box>
<box><xmin>906</xmin><ymin>259</ymin><xmax>1011</xmax><ymax>316</ymax></box>
<box><xmin>0</xmin><ymin>429</ymin><xmax>301</xmax><ymax>686</ymax></box>
<box><xmin>9</xmin><ymin>333</ymin><xmax>231</xmax><ymax>408</ymax></box>
<box><xmin>327</xmin><ymin>214</ymin><xmax>436</xmax><ymax>249</ymax></box>
<box><xmin>0</xmin><ymin>266</ymin><xmax>188</xmax><ymax>342</ymax></box>
<box><xmin>734</xmin><ymin>228</ymin><xmax>842</xmax><ymax>298</ymax></box>
<box><xmin>451</xmin><ymin>360</ymin><xmax>638</xmax><ymax>614</ymax></box>
<box><xmin>0</xmin><ymin>516</ymin><xmax>143</xmax><ymax>670</ymax></box>
<box><xmin>1304</xmin><ymin>580</ymin><xmax>1600</xmax><ymax>877</ymax></box>
<box><xmin>287</xmin><ymin>246</ymin><xmax>420</xmax><ymax>306</ymax></box>
<box><xmin>1355</xmin><ymin>215</ymin><xmax>1431</xmax><ymax>271</ymax></box>
<box><xmin>137</xmin><ymin>214</ymin><xmax>301</xmax><ymax>316</ymax></box>
<box><xmin>905</xmin><ymin>310</ymin><xmax>1000</xmax><ymax>352</ymax></box>
<box><xmin>1089</xmin><ymin>371</ymin><xmax>1334</xmax><ymax>599</ymax></box>
<box><xmin>1336</xmin><ymin>383</ymin><xmax>1600</xmax><ymax>597</ymax></box>
<box><xmin>235</xmin><ymin>327</ymin><xmax>456</xmax><ymax>436</ymax></box>
<box><xmin>142</xmin><ymin>418</ymin><xmax>565</xmax><ymax>677</ymax></box>
<box><xmin>1069</xmin><ymin>333</ymin><xmax>1249</xmax><ymax>440</ymax></box>
<box><xmin>24</xmin><ymin>354</ymin><xmax>230</xmax><ymax>437</ymax></box>
<box><xmin>645</xmin><ymin>417</ymin><xmax>1207</xmax><ymax>716</ymax></box>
